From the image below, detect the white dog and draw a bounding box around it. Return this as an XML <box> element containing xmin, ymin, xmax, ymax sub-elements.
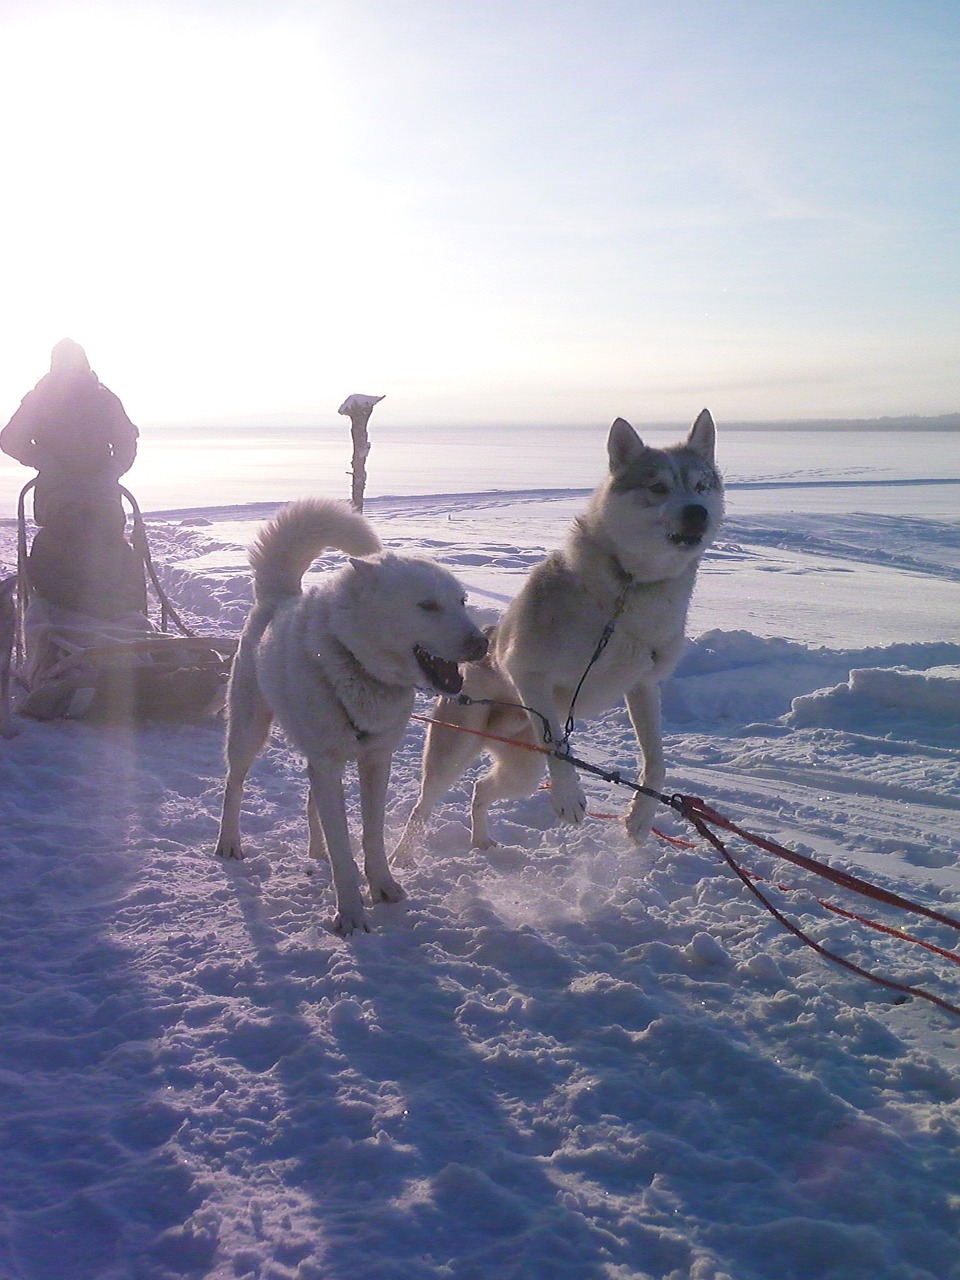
<box><xmin>394</xmin><ymin>411</ymin><xmax>723</xmax><ymax>856</ymax></box>
<box><xmin>215</xmin><ymin>498</ymin><xmax>488</xmax><ymax>934</ymax></box>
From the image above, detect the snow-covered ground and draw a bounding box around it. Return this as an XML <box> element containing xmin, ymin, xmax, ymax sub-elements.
<box><xmin>1</xmin><ymin>482</ymin><xmax>959</xmax><ymax>1280</ymax></box>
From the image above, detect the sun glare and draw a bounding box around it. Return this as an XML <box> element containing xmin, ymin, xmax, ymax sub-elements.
<box><xmin>1</xmin><ymin>7</ymin><xmax>557</xmax><ymax>427</ymax></box>
<box><xmin>0</xmin><ymin>8</ymin><xmax>391</xmax><ymax>420</ymax></box>
<box><xmin>2</xmin><ymin>6</ymin><xmax>955</xmax><ymax>426</ymax></box>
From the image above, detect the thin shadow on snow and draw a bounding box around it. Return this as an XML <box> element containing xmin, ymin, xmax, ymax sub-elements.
<box><xmin>221</xmin><ymin>872</ymin><xmax>614</xmax><ymax>1280</ymax></box>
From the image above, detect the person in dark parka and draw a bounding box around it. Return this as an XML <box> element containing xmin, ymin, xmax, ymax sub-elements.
<box><xmin>2</xmin><ymin>340</ymin><xmax>146</xmax><ymax>619</ymax></box>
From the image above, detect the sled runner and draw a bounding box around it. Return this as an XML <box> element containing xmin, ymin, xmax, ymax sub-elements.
<box><xmin>12</xmin><ymin>480</ymin><xmax>235</xmax><ymax>723</ymax></box>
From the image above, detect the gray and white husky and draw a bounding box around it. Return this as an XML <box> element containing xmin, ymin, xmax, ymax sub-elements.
<box><xmin>394</xmin><ymin>411</ymin><xmax>723</xmax><ymax>857</ymax></box>
<box><xmin>215</xmin><ymin>498</ymin><xmax>488</xmax><ymax>934</ymax></box>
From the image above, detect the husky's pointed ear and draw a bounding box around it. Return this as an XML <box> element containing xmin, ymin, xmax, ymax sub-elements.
<box><xmin>607</xmin><ymin>417</ymin><xmax>645</xmax><ymax>473</ymax></box>
<box><xmin>686</xmin><ymin>409</ymin><xmax>716</xmax><ymax>461</ymax></box>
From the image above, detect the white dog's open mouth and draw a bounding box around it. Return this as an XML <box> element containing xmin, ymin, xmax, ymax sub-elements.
<box><xmin>668</xmin><ymin>532</ymin><xmax>704</xmax><ymax>549</ymax></box>
<box><xmin>414</xmin><ymin>645</ymin><xmax>464</xmax><ymax>695</ymax></box>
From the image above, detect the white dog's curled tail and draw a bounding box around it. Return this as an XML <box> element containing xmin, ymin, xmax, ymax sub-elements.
<box><xmin>249</xmin><ymin>498</ymin><xmax>382</xmax><ymax>605</ymax></box>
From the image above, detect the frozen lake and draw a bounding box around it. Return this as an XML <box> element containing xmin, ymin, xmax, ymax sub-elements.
<box><xmin>2</xmin><ymin>420</ymin><xmax>957</xmax><ymax>515</ymax></box>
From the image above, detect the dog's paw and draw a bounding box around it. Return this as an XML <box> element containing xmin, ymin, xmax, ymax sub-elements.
<box><xmin>370</xmin><ymin>875</ymin><xmax>405</xmax><ymax>905</ymax></box>
<box><xmin>550</xmin><ymin>776</ymin><xmax>587</xmax><ymax>825</ymax></box>
<box><xmin>625</xmin><ymin>793</ymin><xmax>658</xmax><ymax>844</ymax></box>
<box><xmin>391</xmin><ymin>843</ymin><xmax>418</xmax><ymax>868</ymax></box>
<box><xmin>214</xmin><ymin>840</ymin><xmax>245</xmax><ymax>861</ymax></box>
<box><xmin>333</xmin><ymin>906</ymin><xmax>371</xmax><ymax>936</ymax></box>
<box><xmin>391</xmin><ymin>826</ymin><xmax>422</xmax><ymax>867</ymax></box>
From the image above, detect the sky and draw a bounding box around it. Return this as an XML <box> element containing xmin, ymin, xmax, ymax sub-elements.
<box><xmin>1</xmin><ymin>0</ymin><xmax>958</xmax><ymax>429</ymax></box>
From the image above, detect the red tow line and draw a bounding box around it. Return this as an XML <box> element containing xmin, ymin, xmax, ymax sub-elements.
<box><xmin>676</xmin><ymin>795</ymin><xmax>960</xmax><ymax>1019</ymax></box>
<box><xmin>411</xmin><ymin>712</ymin><xmax>960</xmax><ymax>1017</ymax></box>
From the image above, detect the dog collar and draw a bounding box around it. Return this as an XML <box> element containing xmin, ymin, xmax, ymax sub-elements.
<box><xmin>601</xmin><ymin>544</ymin><xmax>679</xmax><ymax>599</ymax></box>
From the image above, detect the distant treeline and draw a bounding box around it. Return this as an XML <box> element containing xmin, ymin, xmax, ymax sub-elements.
<box><xmin>716</xmin><ymin>413</ymin><xmax>960</xmax><ymax>432</ymax></box>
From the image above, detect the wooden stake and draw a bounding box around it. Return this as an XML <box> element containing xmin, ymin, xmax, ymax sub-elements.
<box><xmin>338</xmin><ymin>394</ymin><xmax>384</xmax><ymax>511</ymax></box>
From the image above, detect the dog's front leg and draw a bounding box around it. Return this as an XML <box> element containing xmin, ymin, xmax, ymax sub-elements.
<box><xmin>306</xmin><ymin>761</ymin><xmax>367</xmax><ymax>935</ymax></box>
<box><xmin>623</xmin><ymin>681</ymin><xmax>665</xmax><ymax>842</ymax></box>
<box><xmin>512</xmin><ymin>672</ymin><xmax>587</xmax><ymax>827</ymax></box>
<box><xmin>358</xmin><ymin>750</ymin><xmax>405</xmax><ymax>905</ymax></box>
<box><xmin>394</xmin><ymin>711</ymin><xmax>488</xmax><ymax>864</ymax></box>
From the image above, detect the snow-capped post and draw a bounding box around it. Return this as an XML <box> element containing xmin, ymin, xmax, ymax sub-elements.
<box><xmin>338</xmin><ymin>393</ymin><xmax>385</xmax><ymax>512</ymax></box>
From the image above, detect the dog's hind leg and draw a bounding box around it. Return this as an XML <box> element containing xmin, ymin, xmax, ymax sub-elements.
<box><xmin>392</xmin><ymin>714</ymin><xmax>487</xmax><ymax>864</ymax></box>
<box><xmin>306</xmin><ymin>794</ymin><xmax>328</xmax><ymax>862</ymax></box>
<box><xmin>623</xmin><ymin>681</ymin><xmax>665</xmax><ymax>843</ymax></box>
<box><xmin>470</xmin><ymin>725</ymin><xmax>545</xmax><ymax>849</ymax></box>
<box><xmin>358</xmin><ymin>749</ymin><xmax>405</xmax><ymax>905</ymax></box>
<box><xmin>307</xmin><ymin>761</ymin><xmax>367</xmax><ymax>935</ymax></box>
<box><xmin>215</xmin><ymin>693</ymin><xmax>273</xmax><ymax>860</ymax></box>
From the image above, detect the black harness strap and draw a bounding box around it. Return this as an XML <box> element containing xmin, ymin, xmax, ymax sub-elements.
<box><xmin>563</xmin><ymin>578</ymin><xmax>633</xmax><ymax>744</ymax></box>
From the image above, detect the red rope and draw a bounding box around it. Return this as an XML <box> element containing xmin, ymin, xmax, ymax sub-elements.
<box><xmin>411</xmin><ymin>712</ymin><xmax>544</xmax><ymax>754</ymax></box>
<box><xmin>680</xmin><ymin>804</ymin><xmax>960</xmax><ymax>1018</ymax></box>
<box><xmin>811</xmin><ymin>900</ymin><xmax>960</xmax><ymax>968</ymax></box>
<box><xmin>676</xmin><ymin>795</ymin><xmax>960</xmax><ymax>933</ymax></box>
<box><xmin>411</xmin><ymin>711</ymin><xmax>960</xmax><ymax>1014</ymax></box>
<box><xmin>740</xmin><ymin>867</ymin><xmax>960</xmax><ymax>967</ymax></box>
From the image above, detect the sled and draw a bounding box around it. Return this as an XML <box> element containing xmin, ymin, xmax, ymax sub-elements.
<box><xmin>12</xmin><ymin>480</ymin><xmax>236</xmax><ymax>723</ymax></box>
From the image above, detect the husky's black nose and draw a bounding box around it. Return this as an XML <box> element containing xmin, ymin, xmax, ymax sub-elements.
<box><xmin>681</xmin><ymin>503</ymin><xmax>709</xmax><ymax>533</ymax></box>
<box><xmin>463</xmin><ymin>630</ymin><xmax>489</xmax><ymax>662</ymax></box>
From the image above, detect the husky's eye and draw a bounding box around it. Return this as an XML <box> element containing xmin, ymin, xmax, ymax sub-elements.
<box><xmin>649</xmin><ymin>482</ymin><xmax>670</xmax><ymax>497</ymax></box>
<box><xmin>694</xmin><ymin>479</ymin><xmax>711</xmax><ymax>494</ymax></box>
<box><xmin>418</xmin><ymin>600</ymin><xmax>441</xmax><ymax>613</ymax></box>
